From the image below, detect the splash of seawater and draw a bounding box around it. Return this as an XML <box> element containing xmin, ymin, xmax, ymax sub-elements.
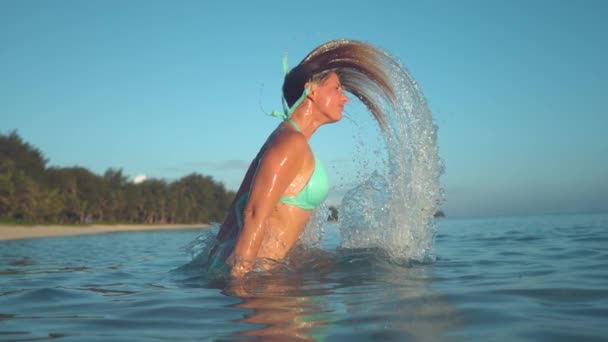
<box><xmin>298</xmin><ymin>203</ymin><xmax>329</xmax><ymax>249</ymax></box>
<box><xmin>339</xmin><ymin>51</ymin><xmax>442</xmax><ymax>263</ymax></box>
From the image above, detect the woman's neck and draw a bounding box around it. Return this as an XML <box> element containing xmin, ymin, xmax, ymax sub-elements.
<box><xmin>288</xmin><ymin>100</ymin><xmax>325</xmax><ymax>139</ymax></box>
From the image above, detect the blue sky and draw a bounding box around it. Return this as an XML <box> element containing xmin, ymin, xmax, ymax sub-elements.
<box><xmin>1</xmin><ymin>0</ymin><xmax>607</xmax><ymax>218</ymax></box>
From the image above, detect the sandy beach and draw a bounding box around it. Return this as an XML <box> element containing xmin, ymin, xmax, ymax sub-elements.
<box><xmin>0</xmin><ymin>223</ymin><xmax>211</xmax><ymax>241</ymax></box>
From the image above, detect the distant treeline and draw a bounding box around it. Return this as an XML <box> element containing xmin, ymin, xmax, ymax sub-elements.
<box><xmin>0</xmin><ymin>131</ymin><xmax>235</xmax><ymax>225</ymax></box>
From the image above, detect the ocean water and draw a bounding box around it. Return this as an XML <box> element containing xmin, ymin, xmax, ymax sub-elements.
<box><xmin>1</xmin><ymin>212</ymin><xmax>607</xmax><ymax>341</ymax></box>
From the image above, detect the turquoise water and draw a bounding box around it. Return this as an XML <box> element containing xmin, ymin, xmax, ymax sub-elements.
<box><xmin>1</xmin><ymin>213</ymin><xmax>607</xmax><ymax>341</ymax></box>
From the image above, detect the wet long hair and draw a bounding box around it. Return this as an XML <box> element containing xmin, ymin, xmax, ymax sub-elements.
<box><xmin>283</xmin><ymin>39</ymin><xmax>398</xmax><ymax>130</ymax></box>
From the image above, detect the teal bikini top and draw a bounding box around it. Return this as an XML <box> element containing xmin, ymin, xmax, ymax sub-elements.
<box><xmin>278</xmin><ymin>119</ymin><xmax>329</xmax><ymax>210</ymax></box>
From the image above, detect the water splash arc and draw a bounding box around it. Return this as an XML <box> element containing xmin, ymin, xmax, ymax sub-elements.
<box><xmin>338</xmin><ymin>48</ymin><xmax>442</xmax><ymax>262</ymax></box>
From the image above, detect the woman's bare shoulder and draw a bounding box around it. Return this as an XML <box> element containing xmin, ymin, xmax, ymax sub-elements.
<box><xmin>268</xmin><ymin>126</ymin><xmax>309</xmax><ymax>155</ymax></box>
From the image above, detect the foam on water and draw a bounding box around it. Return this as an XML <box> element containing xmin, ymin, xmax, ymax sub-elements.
<box><xmin>338</xmin><ymin>50</ymin><xmax>442</xmax><ymax>262</ymax></box>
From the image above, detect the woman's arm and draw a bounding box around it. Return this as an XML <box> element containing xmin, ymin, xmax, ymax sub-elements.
<box><xmin>228</xmin><ymin>132</ymin><xmax>308</xmax><ymax>277</ymax></box>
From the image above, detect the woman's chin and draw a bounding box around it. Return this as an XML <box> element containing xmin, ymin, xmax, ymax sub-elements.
<box><xmin>329</xmin><ymin>112</ymin><xmax>343</xmax><ymax>123</ymax></box>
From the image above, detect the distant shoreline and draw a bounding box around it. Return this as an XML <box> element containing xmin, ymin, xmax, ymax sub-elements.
<box><xmin>0</xmin><ymin>223</ymin><xmax>211</xmax><ymax>241</ymax></box>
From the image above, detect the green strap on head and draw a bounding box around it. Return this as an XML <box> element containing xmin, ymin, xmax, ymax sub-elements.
<box><xmin>282</xmin><ymin>54</ymin><xmax>289</xmax><ymax>75</ymax></box>
<box><xmin>270</xmin><ymin>55</ymin><xmax>311</xmax><ymax>120</ymax></box>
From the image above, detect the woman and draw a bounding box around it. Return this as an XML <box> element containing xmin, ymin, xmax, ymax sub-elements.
<box><xmin>210</xmin><ymin>40</ymin><xmax>395</xmax><ymax>278</ymax></box>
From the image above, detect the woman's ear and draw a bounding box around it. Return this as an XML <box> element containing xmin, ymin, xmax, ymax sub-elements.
<box><xmin>305</xmin><ymin>82</ymin><xmax>317</xmax><ymax>99</ymax></box>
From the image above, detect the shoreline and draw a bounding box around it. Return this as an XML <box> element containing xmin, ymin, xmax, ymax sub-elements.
<box><xmin>0</xmin><ymin>223</ymin><xmax>211</xmax><ymax>241</ymax></box>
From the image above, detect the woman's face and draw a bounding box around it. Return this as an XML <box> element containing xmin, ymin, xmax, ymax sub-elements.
<box><xmin>312</xmin><ymin>72</ymin><xmax>348</xmax><ymax>122</ymax></box>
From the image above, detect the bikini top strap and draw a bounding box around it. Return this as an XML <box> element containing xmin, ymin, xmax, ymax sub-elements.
<box><xmin>287</xmin><ymin>119</ymin><xmax>302</xmax><ymax>132</ymax></box>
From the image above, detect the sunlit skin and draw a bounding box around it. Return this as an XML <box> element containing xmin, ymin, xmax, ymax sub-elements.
<box><xmin>214</xmin><ymin>72</ymin><xmax>348</xmax><ymax>278</ymax></box>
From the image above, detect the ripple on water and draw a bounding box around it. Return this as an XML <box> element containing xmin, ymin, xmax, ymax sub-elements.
<box><xmin>489</xmin><ymin>287</ymin><xmax>608</xmax><ymax>303</ymax></box>
<box><xmin>16</xmin><ymin>287</ymin><xmax>87</xmax><ymax>303</ymax></box>
<box><xmin>7</xmin><ymin>258</ymin><xmax>35</xmax><ymax>267</ymax></box>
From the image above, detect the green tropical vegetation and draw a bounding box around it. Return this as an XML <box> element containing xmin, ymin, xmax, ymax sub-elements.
<box><xmin>0</xmin><ymin>131</ymin><xmax>234</xmax><ymax>225</ymax></box>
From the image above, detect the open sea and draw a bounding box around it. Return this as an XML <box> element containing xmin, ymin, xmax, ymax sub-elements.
<box><xmin>1</xmin><ymin>212</ymin><xmax>607</xmax><ymax>341</ymax></box>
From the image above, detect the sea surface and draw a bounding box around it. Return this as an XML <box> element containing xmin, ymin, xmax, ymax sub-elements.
<box><xmin>1</xmin><ymin>213</ymin><xmax>607</xmax><ymax>341</ymax></box>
